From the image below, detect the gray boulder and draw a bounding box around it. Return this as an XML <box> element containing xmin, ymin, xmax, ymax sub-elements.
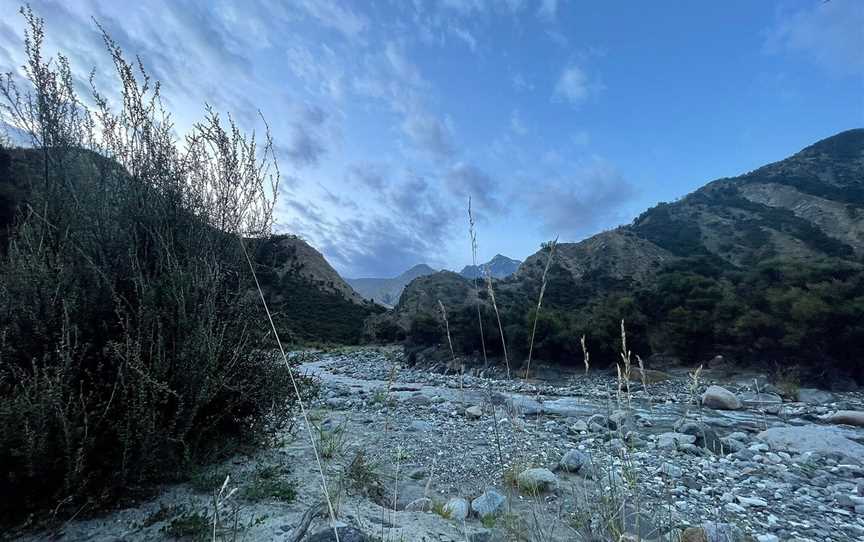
<box><xmin>757</xmin><ymin>425</ymin><xmax>864</xmax><ymax>462</ymax></box>
<box><xmin>701</xmin><ymin>385</ymin><xmax>742</xmax><ymax>410</ymax></box>
<box><xmin>443</xmin><ymin>497</ymin><xmax>469</xmax><ymax>521</ymax></box>
<box><xmin>558</xmin><ymin>449</ymin><xmax>589</xmax><ymax>473</ymax></box>
<box><xmin>516</xmin><ymin>468</ymin><xmax>558</xmax><ymax>492</ymax></box>
<box><xmin>470</xmin><ymin>489</ymin><xmax>506</xmax><ymax>518</ymax></box>
<box><xmin>658</xmin><ymin>432</ymin><xmax>697</xmax><ymax>449</ymax></box>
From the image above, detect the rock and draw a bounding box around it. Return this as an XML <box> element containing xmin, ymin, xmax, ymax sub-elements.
<box><xmin>736</xmin><ymin>495</ymin><xmax>767</xmax><ymax>507</ymax></box>
<box><xmin>701</xmin><ymin>385</ymin><xmax>742</xmax><ymax>410</ymax></box>
<box><xmin>307</xmin><ymin>526</ymin><xmax>368</xmax><ymax>542</ymax></box>
<box><xmin>465</xmin><ymin>405</ymin><xmax>483</xmax><ymax>419</ymax></box>
<box><xmin>674</xmin><ymin>420</ymin><xmax>723</xmax><ymax>453</ymax></box>
<box><xmin>558</xmin><ymin>449</ymin><xmax>589</xmax><ymax>473</ymax></box>
<box><xmin>739</xmin><ymin>392</ymin><xmax>783</xmax><ymax>410</ymax></box>
<box><xmin>757</xmin><ymin>425</ymin><xmax>864</xmax><ymax>462</ymax></box>
<box><xmin>825</xmin><ymin>410</ymin><xmax>864</xmax><ymax>427</ymax></box>
<box><xmin>516</xmin><ymin>468</ymin><xmax>559</xmax><ymax>492</ymax></box>
<box><xmin>470</xmin><ymin>489</ymin><xmax>506</xmax><ymax>518</ymax></box>
<box><xmin>658</xmin><ymin>432</ymin><xmax>697</xmax><ymax>449</ymax></box>
<box><xmin>681</xmin><ymin>527</ymin><xmax>708</xmax><ymax>542</ymax></box>
<box><xmin>407</xmin><ymin>420</ymin><xmax>432</xmax><ymax>432</ymax></box>
<box><xmin>540</xmin><ymin>397</ymin><xmax>583</xmax><ymax>417</ymax></box>
<box><xmin>505</xmin><ymin>395</ymin><xmax>542</xmax><ymax>416</ymax></box>
<box><xmin>797</xmin><ymin>387</ymin><xmax>834</xmax><ymax>405</ymax></box>
<box><xmin>756</xmin><ymin>535</ymin><xmax>779</xmax><ymax>542</ymax></box>
<box><xmin>442</xmin><ymin>497</ymin><xmax>469</xmax><ymax>521</ymax></box>
<box><xmin>701</xmin><ymin>522</ymin><xmax>744</xmax><ymax>542</ymax></box>
<box><xmin>404</xmin><ymin>497</ymin><xmax>433</xmax><ymax>512</ymax></box>
<box><xmin>407</xmin><ymin>467</ymin><xmax>428</xmax><ymax>480</ymax></box>
<box><xmin>570</xmin><ymin>420</ymin><xmax>589</xmax><ymax>433</ymax></box>
<box><xmin>405</xmin><ymin>393</ymin><xmax>431</xmax><ymax>405</ymax></box>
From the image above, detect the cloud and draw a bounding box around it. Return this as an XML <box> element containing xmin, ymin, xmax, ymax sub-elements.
<box><xmin>528</xmin><ymin>158</ymin><xmax>636</xmax><ymax>237</ymax></box>
<box><xmin>294</xmin><ymin>0</ymin><xmax>368</xmax><ymax>38</ymax></box>
<box><xmin>345</xmin><ymin>162</ymin><xmax>388</xmax><ymax>190</ymax></box>
<box><xmin>765</xmin><ymin>1</ymin><xmax>864</xmax><ymax>77</ymax></box>
<box><xmin>537</xmin><ymin>0</ymin><xmax>559</xmax><ymax>21</ymax></box>
<box><xmin>401</xmin><ymin>112</ymin><xmax>455</xmax><ymax>159</ymax></box>
<box><xmin>446</xmin><ymin>162</ymin><xmax>503</xmax><ymax>216</ymax></box>
<box><xmin>554</xmin><ymin>64</ymin><xmax>589</xmax><ymax>105</ymax></box>
<box><xmin>511</xmin><ymin>72</ymin><xmax>534</xmax><ymax>92</ymax></box>
<box><xmin>510</xmin><ymin>109</ymin><xmax>528</xmax><ymax>135</ymax></box>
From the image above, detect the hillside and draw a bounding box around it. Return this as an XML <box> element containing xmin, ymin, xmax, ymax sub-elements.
<box><xmin>393</xmin><ymin>129</ymin><xmax>864</xmax><ymax>381</ymax></box>
<box><xmin>460</xmin><ymin>254</ymin><xmax>521</xmax><ymax>279</ymax></box>
<box><xmin>0</xmin><ymin>147</ymin><xmax>379</xmax><ymax>345</ymax></box>
<box><xmin>348</xmin><ymin>263</ymin><xmax>437</xmax><ymax>307</ymax></box>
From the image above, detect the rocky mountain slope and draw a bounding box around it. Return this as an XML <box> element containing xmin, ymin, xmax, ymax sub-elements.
<box><xmin>348</xmin><ymin>263</ymin><xmax>437</xmax><ymax>307</ymax></box>
<box><xmin>391</xmin><ymin>129</ymin><xmax>864</xmax><ymax>379</ymax></box>
<box><xmin>460</xmin><ymin>253</ymin><xmax>521</xmax><ymax>279</ymax></box>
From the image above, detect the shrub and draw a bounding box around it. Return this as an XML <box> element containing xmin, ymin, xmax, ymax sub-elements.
<box><xmin>0</xmin><ymin>8</ymin><xmax>307</xmax><ymax>523</ymax></box>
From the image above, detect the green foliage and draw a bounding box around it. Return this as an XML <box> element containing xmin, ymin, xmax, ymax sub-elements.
<box><xmin>0</xmin><ymin>11</ymin><xmax>310</xmax><ymax>524</ymax></box>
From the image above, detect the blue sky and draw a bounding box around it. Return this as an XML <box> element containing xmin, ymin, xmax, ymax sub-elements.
<box><xmin>1</xmin><ymin>0</ymin><xmax>862</xmax><ymax>277</ymax></box>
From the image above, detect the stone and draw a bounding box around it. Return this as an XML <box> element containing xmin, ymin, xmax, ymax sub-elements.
<box><xmin>516</xmin><ymin>468</ymin><xmax>559</xmax><ymax>492</ymax></box>
<box><xmin>674</xmin><ymin>420</ymin><xmax>723</xmax><ymax>453</ymax></box>
<box><xmin>505</xmin><ymin>395</ymin><xmax>542</xmax><ymax>416</ymax></box>
<box><xmin>465</xmin><ymin>405</ymin><xmax>483</xmax><ymax>419</ymax></box>
<box><xmin>470</xmin><ymin>488</ymin><xmax>506</xmax><ymax>518</ymax></box>
<box><xmin>558</xmin><ymin>449</ymin><xmax>589</xmax><ymax>473</ymax></box>
<box><xmin>825</xmin><ymin>410</ymin><xmax>864</xmax><ymax>427</ymax></box>
<box><xmin>404</xmin><ymin>497</ymin><xmax>433</xmax><ymax>512</ymax></box>
<box><xmin>541</xmin><ymin>397</ymin><xmax>583</xmax><ymax>417</ymax></box>
<box><xmin>701</xmin><ymin>386</ymin><xmax>742</xmax><ymax>410</ymax></box>
<box><xmin>736</xmin><ymin>495</ymin><xmax>767</xmax><ymax>507</ymax></box>
<box><xmin>442</xmin><ymin>497</ymin><xmax>469</xmax><ymax>521</ymax></box>
<box><xmin>701</xmin><ymin>522</ymin><xmax>745</xmax><ymax>542</ymax></box>
<box><xmin>307</xmin><ymin>526</ymin><xmax>368</xmax><ymax>542</ymax></box>
<box><xmin>681</xmin><ymin>527</ymin><xmax>708</xmax><ymax>542</ymax></box>
<box><xmin>407</xmin><ymin>420</ymin><xmax>432</xmax><ymax>432</ymax></box>
<box><xmin>658</xmin><ymin>432</ymin><xmax>697</xmax><ymax>449</ymax></box>
<box><xmin>757</xmin><ymin>425</ymin><xmax>864</xmax><ymax>462</ymax></box>
<box><xmin>756</xmin><ymin>535</ymin><xmax>780</xmax><ymax>542</ymax></box>
<box><xmin>797</xmin><ymin>387</ymin><xmax>834</xmax><ymax>405</ymax></box>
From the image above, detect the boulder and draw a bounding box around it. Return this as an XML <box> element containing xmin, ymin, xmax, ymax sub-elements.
<box><xmin>558</xmin><ymin>449</ymin><xmax>589</xmax><ymax>473</ymax></box>
<box><xmin>465</xmin><ymin>405</ymin><xmax>483</xmax><ymax>419</ymax></box>
<box><xmin>797</xmin><ymin>387</ymin><xmax>834</xmax><ymax>405</ymax></box>
<box><xmin>658</xmin><ymin>432</ymin><xmax>697</xmax><ymax>449</ymax></box>
<box><xmin>674</xmin><ymin>420</ymin><xmax>723</xmax><ymax>453</ymax></box>
<box><xmin>701</xmin><ymin>385</ymin><xmax>742</xmax><ymax>410</ymax></box>
<box><xmin>470</xmin><ymin>489</ymin><xmax>506</xmax><ymax>518</ymax></box>
<box><xmin>516</xmin><ymin>468</ymin><xmax>558</xmax><ymax>492</ymax></box>
<box><xmin>825</xmin><ymin>410</ymin><xmax>864</xmax><ymax>427</ymax></box>
<box><xmin>442</xmin><ymin>497</ymin><xmax>469</xmax><ymax>521</ymax></box>
<box><xmin>505</xmin><ymin>395</ymin><xmax>542</xmax><ymax>416</ymax></box>
<box><xmin>757</xmin><ymin>425</ymin><xmax>864</xmax><ymax>462</ymax></box>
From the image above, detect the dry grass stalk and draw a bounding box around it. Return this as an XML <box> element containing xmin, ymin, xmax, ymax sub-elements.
<box><xmin>619</xmin><ymin>319</ymin><xmax>633</xmax><ymax>408</ymax></box>
<box><xmin>524</xmin><ymin>237</ymin><xmax>557</xmax><ymax>380</ymax></box>
<box><xmin>581</xmin><ymin>335</ymin><xmax>590</xmax><ymax>374</ymax></box>
<box><xmin>637</xmin><ymin>354</ymin><xmax>651</xmax><ymax>401</ymax></box>
<box><xmin>688</xmin><ymin>364</ymin><xmax>704</xmax><ymax>409</ymax></box>
<box><xmin>240</xmin><ymin>240</ymin><xmax>341</xmax><ymax>542</ymax></box>
<box><xmin>467</xmin><ymin>198</ymin><xmax>488</xmax><ymax>366</ymax></box>
<box><xmin>438</xmin><ymin>299</ymin><xmax>464</xmax><ymax>405</ymax></box>
<box><xmin>485</xmin><ymin>270</ymin><xmax>511</xmax><ymax>379</ymax></box>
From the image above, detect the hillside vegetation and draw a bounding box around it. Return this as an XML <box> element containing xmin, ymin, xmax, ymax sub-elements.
<box><xmin>0</xmin><ymin>11</ymin><xmax>330</xmax><ymax>523</ymax></box>
<box><xmin>394</xmin><ymin>129</ymin><xmax>864</xmax><ymax>383</ymax></box>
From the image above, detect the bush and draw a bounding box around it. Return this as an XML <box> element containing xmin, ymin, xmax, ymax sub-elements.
<box><xmin>0</xmin><ymin>9</ymin><xmax>307</xmax><ymax>523</ymax></box>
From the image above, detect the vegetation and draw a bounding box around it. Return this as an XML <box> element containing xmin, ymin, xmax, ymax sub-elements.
<box><xmin>0</xmin><ymin>9</ymin><xmax>314</xmax><ymax>524</ymax></box>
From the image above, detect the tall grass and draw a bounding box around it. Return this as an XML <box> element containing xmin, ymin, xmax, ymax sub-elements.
<box><xmin>525</xmin><ymin>237</ymin><xmax>557</xmax><ymax>379</ymax></box>
<box><xmin>0</xmin><ymin>7</ymin><xmax>308</xmax><ymax>524</ymax></box>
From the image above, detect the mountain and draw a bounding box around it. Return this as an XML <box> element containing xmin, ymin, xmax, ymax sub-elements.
<box><xmin>460</xmin><ymin>254</ymin><xmax>521</xmax><ymax>280</ymax></box>
<box><xmin>390</xmin><ymin>129</ymin><xmax>864</xmax><ymax>381</ymax></box>
<box><xmin>347</xmin><ymin>264</ymin><xmax>437</xmax><ymax>307</ymax></box>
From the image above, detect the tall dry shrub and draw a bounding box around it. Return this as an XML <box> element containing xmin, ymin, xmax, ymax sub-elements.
<box><xmin>0</xmin><ymin>7</ymin><xmax>303</xmax><ymax>522</ymax></box>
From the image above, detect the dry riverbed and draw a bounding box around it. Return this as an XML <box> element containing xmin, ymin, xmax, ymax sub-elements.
<box><xmin>16</xmin><ymin>347</ymin><xmax>864</xmax><ymax>541</ymax></box>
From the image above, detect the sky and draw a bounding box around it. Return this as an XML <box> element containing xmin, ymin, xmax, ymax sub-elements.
<box><xmin>0</xmin><ymin>0</ymin><xmax>862</xmax><ymax>278</ymax></box>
